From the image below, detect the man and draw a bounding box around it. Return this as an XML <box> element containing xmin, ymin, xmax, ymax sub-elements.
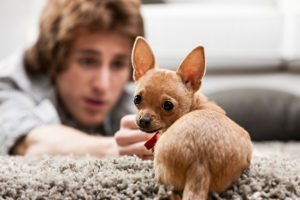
<box><xmin>0</xmin><ymin>0</ymin><xmax>153</xmax><ymax>159</ymax></box>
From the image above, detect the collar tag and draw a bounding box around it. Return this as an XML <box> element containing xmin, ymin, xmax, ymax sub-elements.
<box><xmin>144</xmin><ymin>131</ymin><xmax>159</xmax><ymax>150</ymax></box>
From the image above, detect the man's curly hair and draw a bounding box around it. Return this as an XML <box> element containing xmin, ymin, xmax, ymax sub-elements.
<box><xmin>24</xmin><ymin>0</ymin><xmax>144</xmax><ymax>75</ymax></box>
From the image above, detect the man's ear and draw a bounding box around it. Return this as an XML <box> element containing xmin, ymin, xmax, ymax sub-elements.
<box><xmin>176</xmin><ymin>46</ymin><xmax>206</xmax><ymax>92</ymax></box>
<box><xmin>131</xmin><ymin>36</ymin><xmax>155</xmax><ymax>81</ymax></box>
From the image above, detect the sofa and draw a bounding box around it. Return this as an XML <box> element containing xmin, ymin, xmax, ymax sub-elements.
<box><xmin>141</xmin><ymin>0</ymin><xmax>300</xmax><ymax>141</ymax></box>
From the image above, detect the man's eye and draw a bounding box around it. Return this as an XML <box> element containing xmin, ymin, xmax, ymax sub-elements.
<box><xmin>111</xmin><ymin>59</ymin><xmax>127</xmax><ymax>70</ymax></box>
<box><xmin>78</xmin><ymin>58</ymin><xmax>99</xmax><ymax>67</ymax></box>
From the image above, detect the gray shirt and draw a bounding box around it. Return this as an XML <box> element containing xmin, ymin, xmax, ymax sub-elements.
<box><xmin>0</xmin><ymin>51</ymin><xmax>136</xmax><ymax>155</ymax></box>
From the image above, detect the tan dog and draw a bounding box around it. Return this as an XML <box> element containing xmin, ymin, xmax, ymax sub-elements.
<box><xmin>132</xmin><ymin>37</ymin><xmax>253</xmax><ymax>200</ymax></box>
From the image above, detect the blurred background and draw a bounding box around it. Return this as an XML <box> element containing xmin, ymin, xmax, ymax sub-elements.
<box><xmin>0</xmin><ymin>0</ymin><xmax>300</xmax><ymax>140</ymax></box>
<box><xmin>1</xmin><ymin>0</ymin><xmax>300</xmax><ymax>94</ymax></box>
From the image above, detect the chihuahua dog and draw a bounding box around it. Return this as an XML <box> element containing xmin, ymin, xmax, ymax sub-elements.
<box><xmin>132</xmin><ymin>37</ymin><xmax>253</xmax><ymax>200</ymax></box>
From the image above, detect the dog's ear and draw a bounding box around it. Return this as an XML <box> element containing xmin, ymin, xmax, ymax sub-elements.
<box><xmin>132</xmin><ymin>36</ymin><xmax>155</xmax><ymax>81</ymax></box>
<box><xmin>176</xmin><ymin>46</ymin><xmax>206</xmax><ymax>92</ymax></box>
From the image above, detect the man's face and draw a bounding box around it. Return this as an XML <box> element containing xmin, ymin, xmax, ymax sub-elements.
<box><xmin>55</xmin><ymin>32</ymin><xmax>132</xmax><ymax>127</ymax></box>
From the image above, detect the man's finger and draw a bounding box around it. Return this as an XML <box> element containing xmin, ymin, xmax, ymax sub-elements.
<box><xmin>118</xmin><ymin>141</ymin><xmax>153</xmax><ymax>156</ymax></box>
<box><xmin>115</xmin><ymin>129</ymin><xmax>152</xmax><ymax>146</ymax></box>
<box><xmin>120</xmin><ymin>114</ymin><xmax>138</xmax><ymax>129</ymax></box>
<box><xmin>141</xmin><ymin>155</ymin><xmax>154</xmax><ymax>160</ymax></box>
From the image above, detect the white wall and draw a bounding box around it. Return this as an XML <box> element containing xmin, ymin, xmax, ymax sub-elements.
<box><xmin>0</xmin><ymin>0</ymin><xmax>46</xmax><ymax>60</ymax></box>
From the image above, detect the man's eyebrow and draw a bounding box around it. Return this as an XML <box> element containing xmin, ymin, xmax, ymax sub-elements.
<box><xmin>75</xmin><ymin>50</ymin><xmax>130</xmax><ymax>59</ymax></box>
<box><xmin>115</xmin><ymin>53</ymin><xmax>130</xmax><ymax>59</ymax></box>
<box><xmin>76</xmin><ymin>49</ymin><xmax>100</xmax><ymax>55</ymax></box>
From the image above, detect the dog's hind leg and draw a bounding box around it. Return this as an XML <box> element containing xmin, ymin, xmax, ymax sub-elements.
<box><xmin>182</xmin><ymin>164</ymin><xmax>210</xmax><ymax>200</ymax></box>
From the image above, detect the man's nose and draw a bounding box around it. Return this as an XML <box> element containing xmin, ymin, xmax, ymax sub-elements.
<box><xmin>92</xmin><ymin>67</ymin><xmax>110</xmax><ymax>91</ymax></box>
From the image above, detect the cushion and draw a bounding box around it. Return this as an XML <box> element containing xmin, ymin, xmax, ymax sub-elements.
<box><xmin>207</xmin><ymin>88</ymin><xmax>300</xmax><ymax>141</ymax></box>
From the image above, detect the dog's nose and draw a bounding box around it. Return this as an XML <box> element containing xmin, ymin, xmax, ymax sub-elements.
<box><xmin>138</xmin><ymin>116</ymin><xmax>152</xmax><ymax>128</ymax></box>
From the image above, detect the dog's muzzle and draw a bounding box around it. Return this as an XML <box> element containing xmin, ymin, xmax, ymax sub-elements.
<box><xmin>137</xmin><ymin>116</ymin><xmax>152</xmax><ymax>129</ymax></box>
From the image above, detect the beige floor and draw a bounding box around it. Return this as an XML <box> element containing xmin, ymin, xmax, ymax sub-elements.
<box><xmin>253</xmin><ymin>141</ymin><xmax>300</xmax><ymax>159</ymax></box>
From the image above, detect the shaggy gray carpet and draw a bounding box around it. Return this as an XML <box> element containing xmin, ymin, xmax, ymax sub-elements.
<box><xmin>0</xmin><ymin>142</ymin><xmax>299</xmax><ymax>200</ymax></box>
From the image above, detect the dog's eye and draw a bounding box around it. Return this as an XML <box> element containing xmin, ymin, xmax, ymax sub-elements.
<box><xmin>163</xmin><ymin>101</ymin><xmax>174</xmax><ymax>111</ymax></box>
<box><xmin>134</xmin><ymin>95</ymin><xmax>142</xmax><ymax>105</ymax></box>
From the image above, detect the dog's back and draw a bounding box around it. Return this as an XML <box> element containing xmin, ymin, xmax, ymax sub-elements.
<box><xmin>155</xmin><ymin>107</ymin><xmax>252</xmax><ymax>197</ymax></box>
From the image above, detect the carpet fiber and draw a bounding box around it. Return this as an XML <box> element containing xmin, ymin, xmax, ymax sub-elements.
<box><xmin>0</xmin><ymin>142</ymin><xmax>299</xmax><ymax>200</ymax></box>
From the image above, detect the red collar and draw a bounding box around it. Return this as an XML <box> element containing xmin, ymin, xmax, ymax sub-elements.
<box><xmin>144</xmin><ymin>131</ymin><xmax>159</xmax><ymax>150</ymax></box>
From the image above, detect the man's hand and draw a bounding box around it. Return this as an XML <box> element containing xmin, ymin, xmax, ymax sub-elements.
<box><xmin>114</xmin><ymin>114</ymin><xmax>154</xmax><ymax>160</ymax></box>
<box><xmin>11</xmin><ymin>115</ymin><xmax>154</xmax><ymax>160</ymax></box>
<box><xmin>11</xmin><ymin>125</ymin><xmax>117</xmax><ymax>157</ymax></box>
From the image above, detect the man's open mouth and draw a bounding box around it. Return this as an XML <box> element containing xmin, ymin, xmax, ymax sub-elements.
<box><xmin>84</xmin><ymin>98</ymin><xmax>107</xmax><ymax>111</ymax></box>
